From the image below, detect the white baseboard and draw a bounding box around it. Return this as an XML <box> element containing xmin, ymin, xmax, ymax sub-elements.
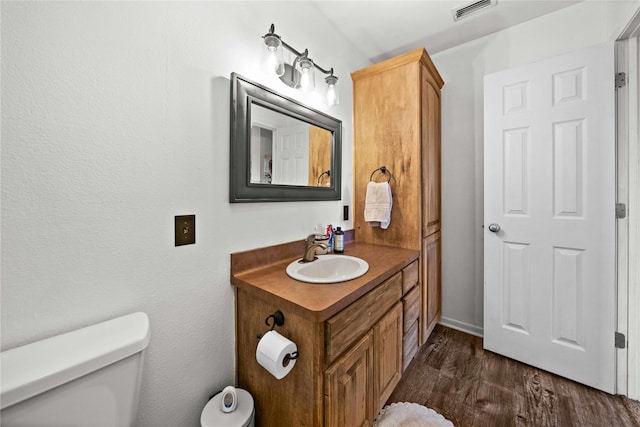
<box><xmin>439</xmin><ymin>316</ymin><xmax>484</xmax><ymax>338</ymax></box>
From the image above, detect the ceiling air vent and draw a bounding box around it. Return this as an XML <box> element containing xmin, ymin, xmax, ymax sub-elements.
<box><xmin>452</xmin><ymin>0</ymin><xmax>497</xmax><ymax>21</ymax></box>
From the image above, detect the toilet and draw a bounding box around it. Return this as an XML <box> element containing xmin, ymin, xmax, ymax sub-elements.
<box><xmin>0</xmin><ymin>312</ymin><xmax>150</xmax><ymax>427</ymax></box>
<box><xmin>200</xmin><ymin>387</ymin><xmax>255</xmax><ymax>427</ymax></box>
<box><xmin>1</xmin><ymin>311</ymin><xmax>254</xmax><ymax>427</ymax></box>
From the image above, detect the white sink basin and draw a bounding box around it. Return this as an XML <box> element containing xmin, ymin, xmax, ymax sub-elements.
<box><xmin>286</xmin><ymin>255</ymin><xmax>369</xmax><ymax>284</ymax></box>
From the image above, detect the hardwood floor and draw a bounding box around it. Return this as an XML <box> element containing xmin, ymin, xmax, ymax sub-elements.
<box><xmin>387</xmin><ymin>325</ymin><xmax>640</xmax><ymax>427</ymax></box>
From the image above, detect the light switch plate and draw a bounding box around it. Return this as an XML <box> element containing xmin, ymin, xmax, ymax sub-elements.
<box><xmin>175</xmin><ymin>215</ymin><xmax>195</xmax><ymax>246</ymax></box>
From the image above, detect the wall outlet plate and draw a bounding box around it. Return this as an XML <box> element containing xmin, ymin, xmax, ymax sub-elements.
<box><xmin>175</xmin><ymin>215</ymin><xmax>195</xmax><ymax>246</ymax></box>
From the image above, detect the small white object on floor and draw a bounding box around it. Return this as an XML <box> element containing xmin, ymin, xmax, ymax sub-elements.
<box><xmin>373</xmin><ymin>402</ymin><xmax>454</xmax><ymax>427</ymax></box>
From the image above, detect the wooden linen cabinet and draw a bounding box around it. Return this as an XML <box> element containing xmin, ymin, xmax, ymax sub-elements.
<box><xmin>352</xmin><ymin>47</ymin><xmax>444</xmax><ymax>356</ymax></box>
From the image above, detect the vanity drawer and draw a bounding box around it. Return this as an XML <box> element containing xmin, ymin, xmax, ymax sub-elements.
<box><xmin>402</xmin><ymin>260</ymin><xmax>419</xmax><ymax>295</ymax></box>
<box><xmin>402</xmin><ymin>285</ymin><xmax>420</xmax><ymax>333</ymax></box>
<box><xmin>403</xmin><ymin>320</ymin><xmax>419</xmax><ymax>371</ymax></box>
<box><xmin>325</xmin><ymin>272</ymin><xmax>402</xmax><ymax>364</ymax></box>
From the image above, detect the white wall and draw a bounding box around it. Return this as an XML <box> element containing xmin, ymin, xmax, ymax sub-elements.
<box><xmin>433</xmin><ymin>0</ymin><xmax>640</xmax><ymax>335</ymax></box>
<box><xmin>0</xmin><ymin>3</ymin><xmax>364</xmax><ymax>426</ymax></box>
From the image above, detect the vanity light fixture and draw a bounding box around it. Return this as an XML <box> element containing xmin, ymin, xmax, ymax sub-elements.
<box><xmin>260</xmin><ymin>24</ymin><xmax>339</xmax><ymax>106</ymax></box>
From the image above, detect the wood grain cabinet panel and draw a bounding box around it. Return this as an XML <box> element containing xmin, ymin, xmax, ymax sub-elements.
<box><xmin>352</xmin><ymin>48</ymin><xmax>444</xmax><ymax>347</ymax></box>
<box><xmin>401</xmin><ymin>286</ymin><xmax>420</xmax><ymax>370</ymax></box>
<box><xmin>401</xmin><ymin>260</ymin><xmax>419</xmax><ymax>295</ymax></box>
<box><xmin>236</xmin><ymin>288</ymin><xmax>324</xmax><ymax>427</ymax></box>
<box><xmin>326</xmin><ymin>273</ymin><xmax>402</xmax><ymax>364</ymax></box>
<box><xmin>422</xmin><ymin>80</ymin><xmax>441</xmax><ymax>237</ymax></box>
<box><xmin>308</xmin><ymin>126</ymin><xmax>332</xmax><ymax>187</ymax></box>
<box><xmin>402</xmin><ymin>285</ymin><xmax>420</xmax><ymax>333</ymax></box>
<box><xmin>374</xmin><ymin>303</ymin><xmax>403</xmax><ymax>411</ymax></box>
<box><xmin>402</xmin><ymin>320</ymin><xmax>419</xmax><ymax>371</ymax></box>
<box><xmin>325</xmin><ymin>331</ymin><xmax>375</xmax><ymax>427</ymax></box>
<box><xmin>423</xmin><ymin>231</ymin><xmax>442</xmax><ymax>340</ymax></box>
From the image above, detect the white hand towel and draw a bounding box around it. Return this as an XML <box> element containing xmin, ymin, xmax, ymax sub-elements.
<box><xmin>364</xmin><ymin>181</ymin><xmax>392</xmax><ymax>229</ymax></box>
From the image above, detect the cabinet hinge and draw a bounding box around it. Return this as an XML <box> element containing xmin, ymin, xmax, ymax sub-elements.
<box><xmin>616</xmin><ymin>72</ymin><xmax>626</xmax><ymax>88</ymax></box>
<box><xmin>615</xmin><ymin>332</ymin><xmax>626</xmax><ymax>349</ymax></box>
<box><xmin>616</xmin><ymin>203</ymin><xmax>627</xmax><ymax>219</ymax></box>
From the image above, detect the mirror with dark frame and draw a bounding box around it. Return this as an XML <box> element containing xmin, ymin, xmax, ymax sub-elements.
<box><xmin>229</xmin><ymin>73</ymin><xmax>342</xmax><ymax>202</ymax></box>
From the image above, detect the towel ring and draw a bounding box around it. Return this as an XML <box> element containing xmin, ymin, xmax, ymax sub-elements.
<box><xmin>317</xmin><ymin>170</ymin><xmax>331</xmax><ymax>185</ymax></box>
<box><xmin>370</xmin><ymin>166</ymin><xmax>392</xmax><ymax>183</ymax></box>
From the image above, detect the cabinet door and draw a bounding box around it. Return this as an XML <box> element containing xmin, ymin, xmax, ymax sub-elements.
<box><xmin>422</xmin><ymin>231</ymin><xmax>441</xmax><ymax>344</ymax></box>
<box><xmin>374</xmin><ymin>302</ymin><xmax>404</xmax><ymax>412</ymax></box>
<box><xmin>421</xmin><ymin>72</ymin><xmax>442</xmax><ymax>238</ymax></box>
<box><xmin>325</xmin><ymin>331</ymin><xmax>375</xmax><ymax>427</ymax></box>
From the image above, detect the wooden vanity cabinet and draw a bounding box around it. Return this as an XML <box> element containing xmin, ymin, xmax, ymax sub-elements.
<box><xmin>236</xmin><ymin>269</ymin><xmax>409</xmax><ymax>426</ymax></box>
<box><xmin>352</xmin><ymin>48</ymin><xmax>444</xmax><ymax>347</ymax></box>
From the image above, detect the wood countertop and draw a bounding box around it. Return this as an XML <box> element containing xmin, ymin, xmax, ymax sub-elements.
<box><xmin>231</xmin><ymin>241</ymin><xmax>419</xmax><ymax>322</ymax></box>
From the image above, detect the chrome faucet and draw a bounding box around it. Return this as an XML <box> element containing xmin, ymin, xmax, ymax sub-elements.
<box><xmin>303</xmin><ymin>234</ymin><xmax>327</xmax><ymax>262</ymax></box>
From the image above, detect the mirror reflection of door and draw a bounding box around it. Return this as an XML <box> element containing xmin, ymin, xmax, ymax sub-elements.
<box><xmin>273</xmin><ymin>124</ymin><xmax>309</xmax><ymax>186</ymax></box>
<box><xmin>309</xmin><ymin>127</ymin><xmax>332</xmax><ymax>187</ymax></box>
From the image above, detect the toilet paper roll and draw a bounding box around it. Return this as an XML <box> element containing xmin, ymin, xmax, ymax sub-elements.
<box><xmin>256</xmin><ymin>330</ymin><xmax>297</xmax><ymax>379</ymax></box>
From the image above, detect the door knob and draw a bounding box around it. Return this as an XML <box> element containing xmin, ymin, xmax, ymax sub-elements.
<box><xmin>488</xmin><ymin>223</ymin><xmax>501</xmax><ymax>232</ymax></box>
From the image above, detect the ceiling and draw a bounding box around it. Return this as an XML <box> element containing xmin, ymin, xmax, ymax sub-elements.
<box><xmin>309</xmin><ymin>0</ymin><xmax>582</xmax><ymax>63</ymax></box>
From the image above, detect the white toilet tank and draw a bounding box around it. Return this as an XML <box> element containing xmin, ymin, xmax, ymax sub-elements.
<box><xmin>1</xmin><ymin>312</ymin><xmax>150</xmax><ymax>427</ymax></box>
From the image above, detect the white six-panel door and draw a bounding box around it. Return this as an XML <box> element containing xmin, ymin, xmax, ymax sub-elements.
<box><xmin>484</xmin><ymin>42</ymin><xmax>616</xmax><ymax>393</ymax></box>
<box><xmin>273</xmin><ymin>124</ymin><xmax>309</xmax><ymax>186</ymax></box>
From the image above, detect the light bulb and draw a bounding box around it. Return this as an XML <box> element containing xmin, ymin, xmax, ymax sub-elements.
<box><xmin>296</xmin><ymin>57</ymin><xmax>315</xmax><ymax>93</ymax></box>
<box><xmin>266</xmin><ymin>52</ymin><xmax>282</xmax><ymax>76</ymax></box>
<box><xmin>325</xmin><ymin>75</ymin><xmax>339</xmax><ymax>106</ymax></box>
<box><xmin>300</xmin><ymin>69</ymin><xmax>311</xmax><ymax>92</ymax></box>
<box><xmin>261</xmin><ymin>34</ymin><xmax>285</xmax><ymax>77</ymax></box>
<box><xmin>327</xmin><ymin>86</ymin><xmax>337</xmax><ymax>106</ymax></box>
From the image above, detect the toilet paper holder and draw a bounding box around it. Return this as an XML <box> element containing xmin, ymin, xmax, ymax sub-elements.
<box><xmin>257</xmin><ymin>310</ymin><xmax>299</xmax><ymax>360</ymax></box>
<box><xmin>257</xmin><ymin>310</ymin><xmax>285</xmax><ymax>339</ymax></box>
